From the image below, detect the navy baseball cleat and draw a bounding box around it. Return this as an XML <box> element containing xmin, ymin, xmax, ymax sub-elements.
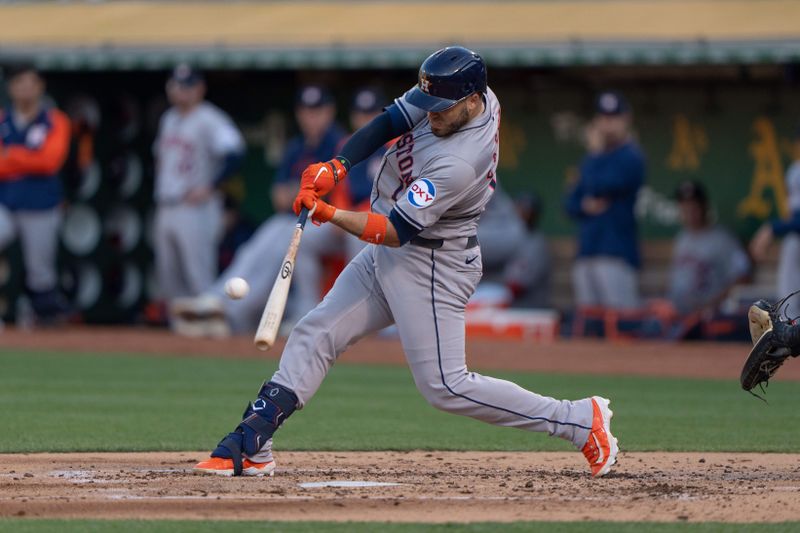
<box><xmin>194</xmin><ymin>381</ymin><xmax>297</xmax><ymax>477</ymax></box>
<box><xmin>194</xmin><ymin>437</ymin><xmax>275</xmax><ymax>477</ymax></box>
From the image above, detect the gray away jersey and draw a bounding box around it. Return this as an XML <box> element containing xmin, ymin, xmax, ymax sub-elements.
<box><xmin>154</xmin><ymin>102</ymin><xmax>244</xmax><ymax>203</ymax></box>
<box><xmin>370</xmin><ymin>87</ymin><xmax>501</xmax><ymax>240</ymax></box>
<box><xmin>668</xmin><ymin>225</ymin><xmax>750</xmax><ymax>314</ymax></box>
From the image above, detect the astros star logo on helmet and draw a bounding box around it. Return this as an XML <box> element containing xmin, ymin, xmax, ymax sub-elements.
<box><xmin>420</xmin><ymin>77</ymin><xmax>431</xmax><ymax>93</ymax></box>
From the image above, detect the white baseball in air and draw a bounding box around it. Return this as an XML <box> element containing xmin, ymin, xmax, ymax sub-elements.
<box><xmin>224</xmin><ymin>277</ymin><xmax>250</xmax><ymax>300</ymax></box>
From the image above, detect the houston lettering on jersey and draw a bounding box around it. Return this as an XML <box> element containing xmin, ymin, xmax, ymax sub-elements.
<box><xmin>392</xmin><ymin>132</ymin><xmax>416</xmax><ymax>200</ymax></box>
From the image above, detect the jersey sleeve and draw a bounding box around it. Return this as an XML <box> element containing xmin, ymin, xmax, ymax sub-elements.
<box><xmin>391</xmin><ymin>156</ymin><xmax>476</xmax><ymax>231</ymax></box>
<box><xmin>387</xmin><ymin>87</ymin><xmax>428</xmax><ymax>131</ymax></box>
<box><xmin>0</xmin><ymin>109</ymin><xmax>70</xmax><ymax>178</ymax></box>
<box><xmin>207</xmin><ymin>110</ymin><xmax>244</xmax><ymax>156</ymax></box>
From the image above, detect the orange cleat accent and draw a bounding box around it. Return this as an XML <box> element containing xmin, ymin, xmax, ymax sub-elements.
<box><xmin>193</xmin><ymin>456</ymin><xmax>276</xmax><ymax>477</ymax></box>
<box><xmin>581</xmin><ymin>396</ymin><xmax>619</xmax><ymax>478</ymax></box>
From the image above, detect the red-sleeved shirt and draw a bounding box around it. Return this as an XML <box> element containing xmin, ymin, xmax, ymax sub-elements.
<box><xmin>0</xmin><ymin>107</ymin><xmax>70</xmax><ymax>210</ymax></box>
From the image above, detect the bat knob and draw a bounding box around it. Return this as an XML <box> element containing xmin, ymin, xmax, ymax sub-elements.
<box><xmin>255</xmin><ymin>340</ymin><xmax>272</xmax><ymax>351</ymax></box>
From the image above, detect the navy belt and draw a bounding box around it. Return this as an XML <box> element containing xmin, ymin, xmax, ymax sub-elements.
<box><xmin>410</xmin><ymin>235</ymin><xmax>479</xmax><ymax>250</ymax></box>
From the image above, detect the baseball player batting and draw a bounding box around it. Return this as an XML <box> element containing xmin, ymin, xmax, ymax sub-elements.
<box><xmin>194</xmin><ymin>46</ymin><xmax>618</xmax><ymax>478</ymax></box>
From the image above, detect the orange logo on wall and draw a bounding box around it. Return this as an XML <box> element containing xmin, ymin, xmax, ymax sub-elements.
<box><xmin>738</xmin><ymin>117</ymin><xmax>788</xmax><ymax>220</ymax></box>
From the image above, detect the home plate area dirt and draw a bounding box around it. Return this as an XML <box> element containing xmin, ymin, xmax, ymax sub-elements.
<box><xmin>1</xmin><ymin>451</ymin><xmax>799</xmax><ymax>523</ymax></box>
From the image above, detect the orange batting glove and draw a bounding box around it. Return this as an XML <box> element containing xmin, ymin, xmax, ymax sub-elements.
<box><xmin>309</xmin><ymin>199</ymin><xmax>336</xmax><ymax>225</ymax></box>
<box><xmin>299</xmin><ymin>157</ymin><xmax>348</xmax><ymax>197</ymax></box>
<box><xmin>294</xmin><ymin>188</ymin><xmax>336</xmax><ymax>225</ymax></box>
<box><xmin>292</xmin><ymin>183</ymin><xmax>317</xmax><ymax>216</ymax></box>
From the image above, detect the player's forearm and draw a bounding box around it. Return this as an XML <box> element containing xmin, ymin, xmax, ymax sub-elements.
<box><xmin>0</xmin><ymin>126</ymin><xmax>70</xmax><ymax>176</ymax></box>
<box><xmin>330</xmin><ymin>209</ymin><xmax>401</xmax><ymax>247</ymax></box>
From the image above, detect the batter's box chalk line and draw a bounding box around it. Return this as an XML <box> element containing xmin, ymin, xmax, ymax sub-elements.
<box><xmin>298</xmin><ymin>481</ymin><xmax>403</xmax><ymax>488</ymax></box>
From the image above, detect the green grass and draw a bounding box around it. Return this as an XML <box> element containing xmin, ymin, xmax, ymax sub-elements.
<box><xmin>1</xmin><ymin>521</ymin><xmax>799</xmax><ymax>533</ymax></box>
<box><xmin>1</xmin><ymin>349</ymin><xmax>800</xmax><ymax>453</ymax></box>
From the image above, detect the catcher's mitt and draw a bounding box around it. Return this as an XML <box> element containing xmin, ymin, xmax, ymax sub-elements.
<box><xmin>741</xmin><ymin>294</ymin><xmax>800</xmax><ymax>397</ymax></box>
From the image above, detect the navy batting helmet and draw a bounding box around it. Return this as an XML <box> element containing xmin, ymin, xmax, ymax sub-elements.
<box><xmin>406</xmin><ymin>46</ymin><xmax>487</xmax><ymax>112</ymax></box>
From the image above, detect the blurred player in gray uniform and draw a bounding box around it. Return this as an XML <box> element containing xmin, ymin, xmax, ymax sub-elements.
<box><xmin>646</xmin><ymin>181</ymin><xmax>750</xmax><ymax>338</ymax></box>
<box><xmin>472</xmin><ymin>187</ymin><xmax>542</xmax><ymax>309</ymax></box>
<box><xmin>668</xmin><ymin>181</ymin><xmax>750</xmax><ymax>316</ymax></box>
<box><xmin>475</xmin><ymin>186</ymin><xmax>526</xmax><ymax>278</ymax></box>
<box><xmin>503</xmin><ymin>193</ymin><xmax>552</xmax><ymax>308</ymax></box>
<box><xmin>171</xmin><ymin>86</ymin><xmax>347</xmax><ymax>335</ymax></box>
<box><xmin>751</xmin><ymin>127</ymin><xmax>800</xmax><ymax>318</ymax></box>
<box><xmin>153</xmin><ymin>65</ymin><xmax>244</xmax><ymax>303</ymax></box>
<box><xmin>194</xmin><ymin>47</ymin><xmax>618</xmax><ymax>479</ymax></box>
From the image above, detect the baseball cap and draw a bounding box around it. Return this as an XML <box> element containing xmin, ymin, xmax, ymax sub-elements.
<box><xmin>595</xmin><ymin>91</ymin><xmax>630</xmax><ymax>116</ymax></box>
<box><xmin>169</xmin><ymin>64</ymin><xmax>204</xmax><ymax>86</ymax></box>
<box><xmin>674</xmin><ymin>180</ymin><xmax>708</xmax><ymax>205</ymax></box>
<box><xmin>351</xmin><ymin>87</ymin><xmax>386</xmax><ymax>113</ymax></box>
<box><xmin>4</xmin><ymin>61</ymin><xmax>39</xmax><ymax>80</ymax></box>
<box><xmin>296</xmin><ymin>85</ymin><xmax>334</xmax><ymax>108</ymax></box>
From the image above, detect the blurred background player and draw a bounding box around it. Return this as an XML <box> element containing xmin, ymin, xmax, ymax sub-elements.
<box><xmin>153</xmin><ymin>64</ymin><xmax>244</xmax><ymax>309</ymax></box>
<box><xmin>331</xmin><ymin>87</ymin><xmax>392</xmax><ymax>260</ymax></box>
<box><xmin>171</xmin><ymin>84</ymin><xmax>347</xmax><ymax>335</ymax></box>
<box><xmin>0</xmin><ymin>63</ymin><xmax>71</xmax><ymax>323</ymax></box>
<box><xmin>473</xmin><ymin>190</ymin><xmax>551</xmax><ymax>310</ymax></box>
<box><xmin>503</xmin><ymin>192</ymin><xmax>552</xmax><ymax>308</ymax></box>
<box><xmin>217</xmin><ymin>193</ymin><xmax>256</xmax><ymax>274</ymax></box>
<box><xmin>647</xmin><ymin>180</ymin><xmax>751</xmax><ymax>337</ymax></box>
<box><xmin>750</xmin><ymin>126</ymin><xmax>800</xmax><ymax>318</ymax></box>
<box><xmin>476</xmin><ymin>186</ymin><xmax>527</xmax><ymax>279</ymax></box>
<box><xmin>564</xmin><ymin>91</ymin><xmax>646</xmax><ymax>310</ymax></box>
<box><xmin>470</xmin><ymin>186</ymin><xmax>527</xmax><ymax>309</ymax></box>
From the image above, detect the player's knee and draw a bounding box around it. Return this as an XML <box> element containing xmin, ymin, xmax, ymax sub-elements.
<box><xmin>415</xmin><ymin>379</ymin><xmax>453</xmax><ymax>411</ymax></box>
<box><xmin>414</xmin><ymin>367</ymin><xmax>473</xmax><ymax>412</ymax></box>
<box><xmin>291</xmin><ymin>310</ymin><xmax>331</xmax><ymax>345</ymax></box>
<box><xmin>288</xmin><ymin>304</ymin><xmax>338</xmax><ymax>360</ymax></box>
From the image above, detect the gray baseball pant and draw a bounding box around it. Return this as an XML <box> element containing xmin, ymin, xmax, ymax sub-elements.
<box><xmin>154</xmin><ymin>198</ymin><xmax>222</xmax><ymax>300</ymax></box>
<box><xmin>271</xmin><ymin>243</ymin><xmax>592</xmax><ymax>449</ymax></box>
<box><xmin>572</xmin><ymin>257</ymin><xmax>640</xmax><ymax>310</ymax></box>
<box><xmin>0</xmin><ymin>205</ymin><xmax>62</xmax><ymax>292</ymax></box>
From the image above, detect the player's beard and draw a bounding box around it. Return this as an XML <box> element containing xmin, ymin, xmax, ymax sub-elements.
<box><xmin>430</xmin><ymin>106</ymin><xmax>471</xmax><ymax>137</ymax></box>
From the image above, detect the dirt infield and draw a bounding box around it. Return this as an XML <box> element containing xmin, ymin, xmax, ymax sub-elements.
<box><xmin>3</xmin><ymin>327</ymin><xmax>800</xmax><ymax>523</ymax></box>
<box><xmin>3</xmin><ymin>325</ymin><xmax>800</xmax><ymax>381</ymax></box>
<box><xmin>1</xmin><ymin>451</ymin><xmax>799</xmax><ymax>523</ymax></box>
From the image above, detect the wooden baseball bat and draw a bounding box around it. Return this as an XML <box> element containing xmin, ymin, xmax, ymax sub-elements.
<box><xmin>254</xmin><ymin>207</ymin><xmax>309</xmax><ymax>350</ymax></box>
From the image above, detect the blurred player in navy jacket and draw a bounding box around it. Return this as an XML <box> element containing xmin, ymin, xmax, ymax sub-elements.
<box><xmin>0</xmin><ymin>63</ymin><xmax>71</xmax><ymax>322</ymax></box>
<box><xmin>565</xmin><ymin>91</ymin><xmax>645</xmax><ymax>310</ymax></box>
